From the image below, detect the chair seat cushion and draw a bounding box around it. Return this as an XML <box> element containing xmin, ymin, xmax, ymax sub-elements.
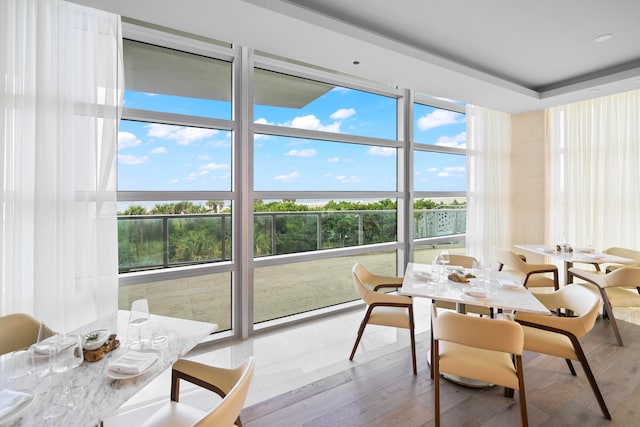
<box><xmin>525</xmin><ymin>276</ymin><xmax>556</xmax><ymax>288</ymax></box>
<box><xmin>141</xmin><ymin>401</ymin><xmax>208</xmax><ymax>427</ymax></box>
<box><xmin>521</xmin><ymin>325</ymin><xmax>577</xmax><ymax>360</ymax></box>
<box><xmin>438</xmin><ymin>341</ymin><xmax>519</xmax><ymax>389</ymax></box>
<box><xmin>368</xmin><ymin>306</ymin><xmax>411</xmax><ymax>329</ymax></box>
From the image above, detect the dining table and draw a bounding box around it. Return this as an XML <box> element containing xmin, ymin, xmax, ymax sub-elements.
<box><xmin>0</xmin><ymin>310</ymin><xmax>216</xmax><ymax>427</ymax></box>
<box><xmin>400</xmin><ymin>262</ymin><xmax>549</xmax><ymax>388</ymax></box>
<box><xmin>400</xmin><ymin>262</ymin><xmax>550</xmax><ymax>316</ymax></box>
<box><xmin>515</xmin><ymin>244</ymin><xmax>636</xmax><ymax>285</ymax></box>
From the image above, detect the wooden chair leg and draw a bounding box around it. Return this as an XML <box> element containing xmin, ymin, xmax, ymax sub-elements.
<box><xmin>565</xmin><ymin>359</ymin><xmax>577</xmax><ymax>376</ymax></box>
<box><xmin>408</xmin><ymin>305</ymin><xmax>417</xmax><ymax>375</ymax></box>
<box><xmin>515</xmin><ymin>355</ymin><xmax>529</xmax><ymax>427</ymax></box>
<box><xmin>574</xmin><ymin>345</ymin><xmax>611</xmax><ymax>419</ymax></box>
<box><xmin>433</xmin><ymin>340</ymin><xmax>441</xmax><ymax>427</ymax></box>
<box><xmin>350</xmin><ymin>308</ymin><xmax>373</xmax><ymax>360</ymax></box>
<box><xmin>598</xmin><ymin>288</ymin><xmax>624</xmax><ymax>346</ymax></box>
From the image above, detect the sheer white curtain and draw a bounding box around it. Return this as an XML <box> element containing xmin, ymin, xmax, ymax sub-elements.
<box><xmin>547</xmin><ymin>89</ymin><xmax>640</xmax><ymax>251</ymax></box>
<box><xmin>1</xmin><ymin>0</ymin><xmax>123</xmax><ymax>331</ymax></box>
<box><xmin>466</xmin><ymin>105</ymin><xmax>512</xmax><ymax>263</ymax></box>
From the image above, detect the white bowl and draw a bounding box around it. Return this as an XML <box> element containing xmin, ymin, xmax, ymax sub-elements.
<box><xmin>82</xmin><ymin>329</ymin><xmax>109</xmax><ymax>351</ymax></box>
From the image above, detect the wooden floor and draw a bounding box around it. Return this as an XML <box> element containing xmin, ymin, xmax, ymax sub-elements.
<box><xmin>242</xmin><ymin>314</ymin><xmax>640</xmax><ymax>426</ymax></box>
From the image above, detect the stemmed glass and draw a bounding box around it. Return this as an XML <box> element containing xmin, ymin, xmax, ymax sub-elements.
<box><xmin>438</xmin><ymin>250</ymin><xmax>450</xmax><ymax>271</ymax></box>
<box><xmin>129</xmin><ymin>299</ymin><xmax>151</xmax><ymax>350</ymax></box>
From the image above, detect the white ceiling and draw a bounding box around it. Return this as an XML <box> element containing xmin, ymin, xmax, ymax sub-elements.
<box><xmin>72</xmin><ymin>0</ymin><xmax>640</xmax><ymax>114</ymax></box>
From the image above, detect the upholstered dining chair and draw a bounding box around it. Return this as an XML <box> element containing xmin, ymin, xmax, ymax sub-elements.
<box><xmin>514</xmin><ymin>285</ymin><xmax>611</xmax><ymax>419</ymax></box>
<box><xmin>105</xmin><ymin>357</ymin><xmax>255</xmax><ymax>427</ymax></box>
<box><xmin>569</xmin><ymin>266</ymin><xmax>640</xmax><ymax>346</ymax></box>
<box><xmin>0</xmin><ymin>313</ymin><xmax>52</xmax><ymax>355</ymax></box>
<box><xmin>431</xmin><ymin>305</ymin><xmax>528</xmax><ymax>427</ymax></box>
<box><xmin>584</xmin><ymin>247</ymin><xmax>640</xmax><ymax>273</ymax></box>
<box><xmin>494</xmin><ymin>247</ymin><xmax>559</xmax><ymax>292</ymax></box>
<box><xmin>350</xmin><ymin>263</ymin><xmax>417</xmax><ymax>375</ymax></box>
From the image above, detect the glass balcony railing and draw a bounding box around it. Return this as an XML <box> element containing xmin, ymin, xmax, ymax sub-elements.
<box><xmin>117</xmin><ymin>208</ymin><xmax>466</xmax><ymax>273</ymax></box>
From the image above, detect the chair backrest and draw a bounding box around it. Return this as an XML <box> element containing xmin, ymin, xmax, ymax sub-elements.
<box><xmin>352</xmin><ymin>263</ymin><xmax>376</xmax><ymax>303</ymax></box>
<box><xmin>447</xmin><ymin>254</ymin><xmax>477</xmax><ymax>269</ymax></box>
<box><xmin>196</xmin><ymin>357</ymin><xmax>255</xmax><ymax>427</ymax></box>
<box><xmin>0</xmin><ymin>313</ymin><xmax>41</xmax><ymax>355</ymax></box>
<box><xmin>601</xmin><ymin>266</ymin><xmax>640</xmax><ymax>288</ymax></box>
<box><xmin>526</xmin><ymin>284</ymin><xmax>602</xmax><ymax>338</ymax></box>
<box><xmin>433</xmin><ymin>307</ymin><xmax>524</xmax><ymax>356</ymax></box>
<box><xmin>604</xmin><ymin>247</ymin><xmax>640</xmax><ymax>266</ymax></box>
<box><xmin>493</xmin><ymin>247</ymin><xmax>526</xmax><ymax>271</ymax></box>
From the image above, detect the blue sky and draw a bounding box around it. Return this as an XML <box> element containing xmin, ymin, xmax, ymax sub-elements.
<box><xmin>117</xmin><ymin>87</ymin><xmax>467</xmax><ymax>193</ymax></box>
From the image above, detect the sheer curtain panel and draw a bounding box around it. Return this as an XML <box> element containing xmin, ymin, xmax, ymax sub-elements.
<box><xmin>546</xmin><ymin>90</ymin><xmax>640</xmax><ymax>252</ymax></box>
<box><xmin>466</xmin><ymin>105</ymin><xmax>512</xmax><ymax>263</ymax></box>
<box><xmin>1</xmin><ymin>0</ymin><xmax>123</xmax><ymax>331</ymax></box>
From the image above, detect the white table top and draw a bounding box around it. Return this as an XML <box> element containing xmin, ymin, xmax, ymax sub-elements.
<box><xmin>515</xmin><ymin>244</ymin><xmax>635</xmax><ymax>265</ymax></box>
<box><xmin>1</xmin><ymin>310</ymin><xmax>216</xmax><ymax>427</ymax></box>
<box><xmin>400</xmin><ymin>262</ymin><xmax>550</xmax><ymax>315</ymax></box>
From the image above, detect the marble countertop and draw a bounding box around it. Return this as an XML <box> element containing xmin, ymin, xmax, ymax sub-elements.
<box><xmin>1</xmin><ymin>310</ymin><xmax>216</xmax><ymax>427</ymax></box>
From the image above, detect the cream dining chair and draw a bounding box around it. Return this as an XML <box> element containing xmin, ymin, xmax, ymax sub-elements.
<box><xmin>514</xmin><ymin>285</ymin><xmax>611</xmax><ymax>419</ymax></box>
<box><xmin>0</xmin><ymin>313</ymin><xmax>54</xmax><ymax>355</ymax></box>
<box><xmin>350</xmin><ymin>263</ymin><xmax>417</xmax><ymax>375</ymax></box>
<box><xmin>431</xmin><ymin>305</ymin><xmax>528</xmax><ymax>427</ymax></box>
<box><xmin>104</xmin><ymin>357</ymin><xmax>255</xmax><ymax>427</ymax></box>
<box><xmin>494</xmin><ymin>247</ymin><xmax>559</xmax><ymax>292</ymax></box>
<box><xmin>569</xmin><ymin>266</ymin><xmax>640</xmax><ymax>346</ymax></box>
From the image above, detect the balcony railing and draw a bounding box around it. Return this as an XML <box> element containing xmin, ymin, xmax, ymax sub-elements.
<box><xmin>117</xmin><ymin>208</ymin><xmax>466</xmax><ymax>273</ymax></box>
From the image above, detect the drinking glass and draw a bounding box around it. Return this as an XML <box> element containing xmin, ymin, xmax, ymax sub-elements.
<box><xmin>438</xmin><ymin>250</ymin><xmax>450</xmax><ymax>271</ymax></box>
<box><xmin>8</xmin><ymin>349</ymin><xmax>33</xmax><ymax>383</ymax></box>
<box><xmin>30</xmin><ymin>322</ymin><xmax>56</xmax><ymax>378</ymax></box>
<box><xmin>129</xmin><ymin>299</ymin><xmax>151</xmax><ymax>350</ymax></box>
<box><xmin>52</xmin><ymin>334</ymin><xmax>84</xmax><ymax>374</ymax></box>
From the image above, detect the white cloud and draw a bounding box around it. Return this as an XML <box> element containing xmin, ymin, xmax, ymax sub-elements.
<box><xmin>274</xmin><ymin>172</ymin><xmax>301</xmax><ymax>182</ymax></box>
<box><xmin>417</xmin><ymin>109</ymin><xmax>464</xmax><ymax>131</ymax></box>
<box><xmin>118</xmin><ymin>154</ymin><xmax>148</xmax><ymax>165</ymax></box>
<box><xmin>286</xmin><ymin>148</ymin><xmax>317</xmax><ymax>157</ymax></box>
<box><xmin>117</xmin><ymin>131</ymin><xmax>141</xmax><ymax>150</ymax></box>
<box><xmin>368</xmin><ymin>146</ymin><xmax>395</xmax><ymax>156</ymax></box>
<box><xmin>254</xmin><ymin>118</ymin><xmax>271</xmax><ymax>125</ymax></box>
<box><xmin>289</xmin><ymin>115</ymin><xmax>341</xmax><ymax>133</ymax></box>
<box><xmin>150</xmin><ymin>147</ymin><xmax>167</xmax><ymax>154</ymax></box>
<box><xmin>187</xmin><ymin>170</ymin><xmax>210</xmax><ymax>180</ymax></box>
<box><xmin>147</xmin><ymin>123</ymin><xmax>218</xmax><ymax>145</ymax></box>
<box><xmin>199</xmin><ymin>162</ymin><xmax>229</xmax><ymax>171</ymax></box>
<box><xmin>327</xmin><ymin>157</ymin><xmax>339</xmax><ymax>163</ymax></box>
<box><xmin>330</xmin><ymin>108</ymin><xmax>356</xmax><ymax>120</ymax></box>
<box><xmin>444</xmin><ymin>166</ymin><xmax>465</xmax><ymax>172</ymax></box>
<box><xmin>435</xmin><ymin>131</ymin><xmax>467</xmax><ymax>149</ymax></box>
<box><xmin>335</xmin><ymin>175</ymin><xmax>363</xmax><ymax>184</ymax></box>
<box><xmin>426</xmin><ymin>167</ymin><xmax>438</xmax><ymax>173</ymax></box>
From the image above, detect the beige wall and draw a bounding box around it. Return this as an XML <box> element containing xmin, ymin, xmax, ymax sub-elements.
<box><xmin>510</xmin><ymin>110</ymin><xmax>546</xmax><ymax>248</ymax></box>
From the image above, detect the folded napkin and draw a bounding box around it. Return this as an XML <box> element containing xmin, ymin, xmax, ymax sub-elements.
<box><xmin>0</xmin><ymin>389</ymin><xmax>31</xmax><ymax>418</ymax></box>
<box><xmin>109</xmin><ymin>351</ymin><xmax>157</xmax><ymax>375</ymax></box>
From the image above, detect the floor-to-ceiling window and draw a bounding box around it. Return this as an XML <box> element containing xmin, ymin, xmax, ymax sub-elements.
<box><xmin>116</xmin><ymin>20</ymin><xmax>466</xmax><ymax>340</ymax></box>
<box><xmin>412</xmin><ymin>98</ymin><xmax>467</xmax><ymax>263</ymax></box>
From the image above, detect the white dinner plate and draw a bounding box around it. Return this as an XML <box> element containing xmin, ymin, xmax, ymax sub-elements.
<box><xmin>106</xmin><ymin>349</ymin><xmax>160</xmax><ymax>380</ymax></box>
<box><xmin>462</xmin><ymin>287</ymin><xmax>489</xmax><ymax>299</ymax></box>
<box><xmin>500</xmin><ymin>280</ymin><xmax>522</xmax><ymax>290</ymax></box>
<box><xmin>0</xmin><ymin>389</ymin><xmax>35</xmax><ymax>425</ymax></box>
<box><xmin>413</xmin><ymin>271</ymin><xmax>433</xmax><ymax>281</ymax></box>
